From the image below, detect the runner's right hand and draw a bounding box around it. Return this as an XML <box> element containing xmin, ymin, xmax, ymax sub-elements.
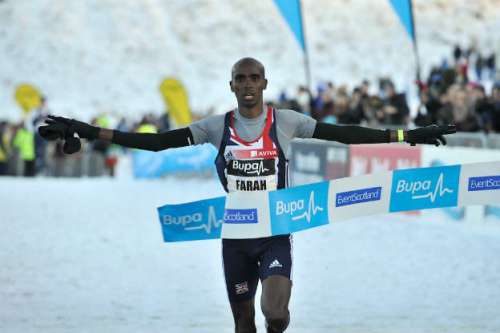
<box><xmin>42</xmin><ymin>115</ymin><xmax>100</xmax><ymax>140</ymax></box>
<box><xmin>38</xmin><ymin>115</ymin><xmax>89</xmax><ymax>154</ymax></box>
<box><xmin>38</xmin><ymin>117</ymin><xmax>68</xmax><ymax>140</ymax></box>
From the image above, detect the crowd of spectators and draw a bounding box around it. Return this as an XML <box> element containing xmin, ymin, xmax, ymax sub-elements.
<box><xmin>274</xmin><ymin>44</ymin><xmax>499</xmax><ymax>133</ymax></box>
<box><xmin>0</xmin><ymin>100</ymin><xmax>173</xmax><ymax>177</ymax></box>
<box><xmin>1</xmin><ymin>45</ymin><xmax>499</xmax><ymax>177</ymax></box>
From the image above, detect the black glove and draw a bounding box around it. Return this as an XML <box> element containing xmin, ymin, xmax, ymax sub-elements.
<box><xmin>38</xmin><ymin>118</ymin><xmax>67</xmax><ymax>141</ymax></box>
<box><xmin>38</xmin><ymin>115</ymin><xmax>99</xmax><ymax>154</ymax></box>
<box><xmin>405</xmin><ymin>124</ymin><xmax>456</xmax><ymax>146</ymax></box>
<box><xmin>45</xmin><ymin>115</ymin><xmax>100</xmax><ymax>140</ymax></box>
<box><xmin>63</xmin><ymin>126</ymin><xmax>82</xmax><ymax>154</ymax></box>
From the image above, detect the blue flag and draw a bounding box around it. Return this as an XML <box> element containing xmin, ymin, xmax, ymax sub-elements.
<box><xmin>389</xmin><ymin>0</ymin><xmax>416</xmax><ymax>41</ymax></box>
<box><xmin>273</xmin><ymin>0</ymin><xmax>306</xmax><ymax>51</ymax></box>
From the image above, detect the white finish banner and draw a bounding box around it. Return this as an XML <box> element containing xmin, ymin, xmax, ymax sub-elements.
<box><xmin>157</xmin><ymin>161</ymin><xmax>500</xmax><ymax>242</ymax></box>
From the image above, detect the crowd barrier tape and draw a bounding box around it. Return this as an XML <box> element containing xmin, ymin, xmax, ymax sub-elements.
<box><xmin>157</xmin><ymin>161</ymin><xmax>500</xmax><ymax>242</ymax></box>
<box><xmin>132</xmin><ymin>144</ymin><xmax>217</xmax><ymax>179</ymax></box>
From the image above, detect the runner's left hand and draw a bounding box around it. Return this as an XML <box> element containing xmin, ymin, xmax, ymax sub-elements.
<box><xmin>405</xmin><ymin>124</ymin><xmax>456</xmax><ymax>146</ymax></box>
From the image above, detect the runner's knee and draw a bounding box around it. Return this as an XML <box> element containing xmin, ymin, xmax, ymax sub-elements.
<box><xmin>261</xmin><ymin>275</ymin><xmax>291</xmax><ymax>321</ymax></box>
<box><xmin>231</xmin><ymin>300</ymin><xmax>256</xmax><ymax>333</ymax></box>
<box><xmin>265</xmin><ymin>314</ymin><xmax>290</xmax><ymax>333</ymax></box>
<box><xmin>262</xmin><ymin>304</ymin><xmax>288</xmax><ymax>321</ymax></box>
<box><xmin>262</xmin><ymin>298</ymin><xmax>289</xmax><ymax>332</ymax></box>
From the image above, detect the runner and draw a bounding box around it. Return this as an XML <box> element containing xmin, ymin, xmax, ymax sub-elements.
<box><xmin>39</xmin><ymin>57</ymin><xmax>455</xmax><ymax>333</ymax></box>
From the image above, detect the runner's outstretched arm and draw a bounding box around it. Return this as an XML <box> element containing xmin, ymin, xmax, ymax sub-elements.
<box><xmin>312</xmin><ymin>123</ymin><xmax>456</xmax><ymax>146</ymax></box>
<box><xmin>107</xmin><ymin>128</ymin><xmax>193</xmax><ymax>151</ymax></box>
<box><xmin>38</xmin><ymin>115</ymin><xmax>193</xmax><ymax>153</ymax></box>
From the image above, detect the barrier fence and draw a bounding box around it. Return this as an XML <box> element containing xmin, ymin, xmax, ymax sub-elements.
<box><xmin>5</xmin><ymin>132</ymin><xmax>499</xmax><ymax>178</ymax></box>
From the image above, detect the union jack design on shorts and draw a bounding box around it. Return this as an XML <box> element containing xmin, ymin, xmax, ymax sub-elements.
<box><xmin>235</xmin><ymin>281</ymin><xmax>249</xmax><ymax>295</ymax></box>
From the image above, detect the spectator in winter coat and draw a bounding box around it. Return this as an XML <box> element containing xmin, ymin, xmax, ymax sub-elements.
<box><xmin>0</xmin><ymin>121</ymin><xmax>10</xmax><ymax>175</ymax></box>
<box><xmin>468</xmin><ymin>84</ymin><xmax>494</xmax><ymax>132</ymax></box>
<box><xmin>381</xmin><ymin>81</ymin><xmax>409</xmax><ymax>125</ymax></box>
<box><xmin>490</xmin><ymin>83</ymin><xmax>500</xmax><ymax>132</ymax></box>
<box><xmin>438</xmin><ymin>85</ymin><xmax>480</xmax><ymax>132</ymax></box>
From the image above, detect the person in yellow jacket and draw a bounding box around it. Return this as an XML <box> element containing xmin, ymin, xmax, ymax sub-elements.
<box><xmin>0</xmin><ymin>121</ymin><xmax>10</xmax><ymax>175</ymax></box>
<box><xmin>13</xmin><ymin>122</ymin><xmax>36</xmax><ymax>176</ymax></box>
<box><xmin>136</xmin><ymin>116</ymin><xmax>158</xmax><ymax>134</ymax></box>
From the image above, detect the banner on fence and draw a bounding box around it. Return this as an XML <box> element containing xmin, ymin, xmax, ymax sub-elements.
<box><xmin>132</xmin><ymin>144</ymin><xmax>217</xmax><ymax>179</ymax></box>
<box><xmin>290</xmin><ymin>141</ymin><xmax>348</xmax><ymax>186</ymax></box>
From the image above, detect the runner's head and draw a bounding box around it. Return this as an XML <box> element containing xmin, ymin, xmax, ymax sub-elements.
<box><xmin>230</xmin><ymin>57</ymin><xmax>267</xmax><ymax>109</ymax></box>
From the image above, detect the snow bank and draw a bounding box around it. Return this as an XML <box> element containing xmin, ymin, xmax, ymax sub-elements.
<box><xmin>1</xmin><ymin>177</ymin><xmax>500</xmax><ymax>332</ymax></box>
<box><xmin>1</xmin><ymin>0</ymin><xmax>499</xmax><ymax>121</ymax></box>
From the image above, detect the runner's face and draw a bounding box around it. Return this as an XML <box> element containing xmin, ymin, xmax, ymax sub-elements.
<box><xmin>230</xmin><ymin>62</ymin><xmax>267</xmax><ymax>108</ymax></box>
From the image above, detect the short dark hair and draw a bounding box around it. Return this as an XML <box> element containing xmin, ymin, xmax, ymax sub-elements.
<box><xmin>231</xmin><ymin>57</ymin><xmax>265</xmax><ymax>78</ymax></box>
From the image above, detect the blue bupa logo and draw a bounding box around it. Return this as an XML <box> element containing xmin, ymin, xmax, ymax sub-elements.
<box><xmin>468</xmin><ymin>175</ymin><xmax>500</xmax><ymax>192</ymax></box>
<box><xmin>336</xmin><ymin>187</ymin><xmax>382</xmax><ymax>207</ymax></box>
<box><xmin>269</xmin><ymin>181</ymin><xmax>329</xmax><ymax>235</ymax></box>
<box><xmin>224</xmin><ymin>209</ymin><xmax>258</xmax><ymax>224</ymax></box>
<box><xmin>157</xmin><ymin>196</ymin><xmax>226</xmax><ymax>242</ymax></box>
<box><xmin>389</xmin><ymin>165</ymin><xmax>460</xmax><ymax>212</ymax></box>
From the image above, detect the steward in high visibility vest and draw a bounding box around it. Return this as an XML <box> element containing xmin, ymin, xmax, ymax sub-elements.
<box><xmin>13</xmin><ymin>124</ymin><xmax>36</xmax><ymax>176</ymax></box>
<box><xmin>136</xmin><ymin>123</ymin><xmax>158</xmax><ymax>134</ymax></box>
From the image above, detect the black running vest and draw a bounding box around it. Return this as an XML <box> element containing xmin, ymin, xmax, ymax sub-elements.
<box><xmin>215</xmin><ymin>107</ymin><xmax>288</xmax><ymax>193</ymax></box>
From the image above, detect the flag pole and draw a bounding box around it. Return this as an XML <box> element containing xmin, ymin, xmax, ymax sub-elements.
<box><xmin>409</xmin><ymin>0</ymin><xmax>421</xmax><ymax>88</ymax></box>
<box><xmin>298</xmin><ymin>0</ymin><xmax>312</xmax><ymax>93</ymax></box>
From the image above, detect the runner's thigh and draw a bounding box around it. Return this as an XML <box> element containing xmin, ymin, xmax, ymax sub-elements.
<box><xmin>222</xmin><ymin>239</ymin><xmax>259</xmax><ymax>302</ymax></box>
<box><xmin>258</xmin><ymin>235</ymin><xmax>292</xmax><ymax>281</ymax></box>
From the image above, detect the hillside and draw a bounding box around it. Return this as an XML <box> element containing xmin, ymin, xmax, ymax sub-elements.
<box><xmin>0</xmin><ymin>0</ymin><xmax>499</xmax><ymax>121</ymax></box>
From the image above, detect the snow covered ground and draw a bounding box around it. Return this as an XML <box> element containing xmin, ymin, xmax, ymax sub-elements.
<box><xmin>1</xmin><ymin>0</ymin><xmax>499</xmax><ymax>121</ymax></box>
<box><xmin>2</xmin><ymin>176</ymin><xmax>500</xmax><ymax>333</ymax></box>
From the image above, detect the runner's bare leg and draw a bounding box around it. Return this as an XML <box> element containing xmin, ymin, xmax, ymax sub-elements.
<box><xmin>261</xmin><ymin>275</ymin><xmax>292</xmax><ymax>333</ymax></box>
